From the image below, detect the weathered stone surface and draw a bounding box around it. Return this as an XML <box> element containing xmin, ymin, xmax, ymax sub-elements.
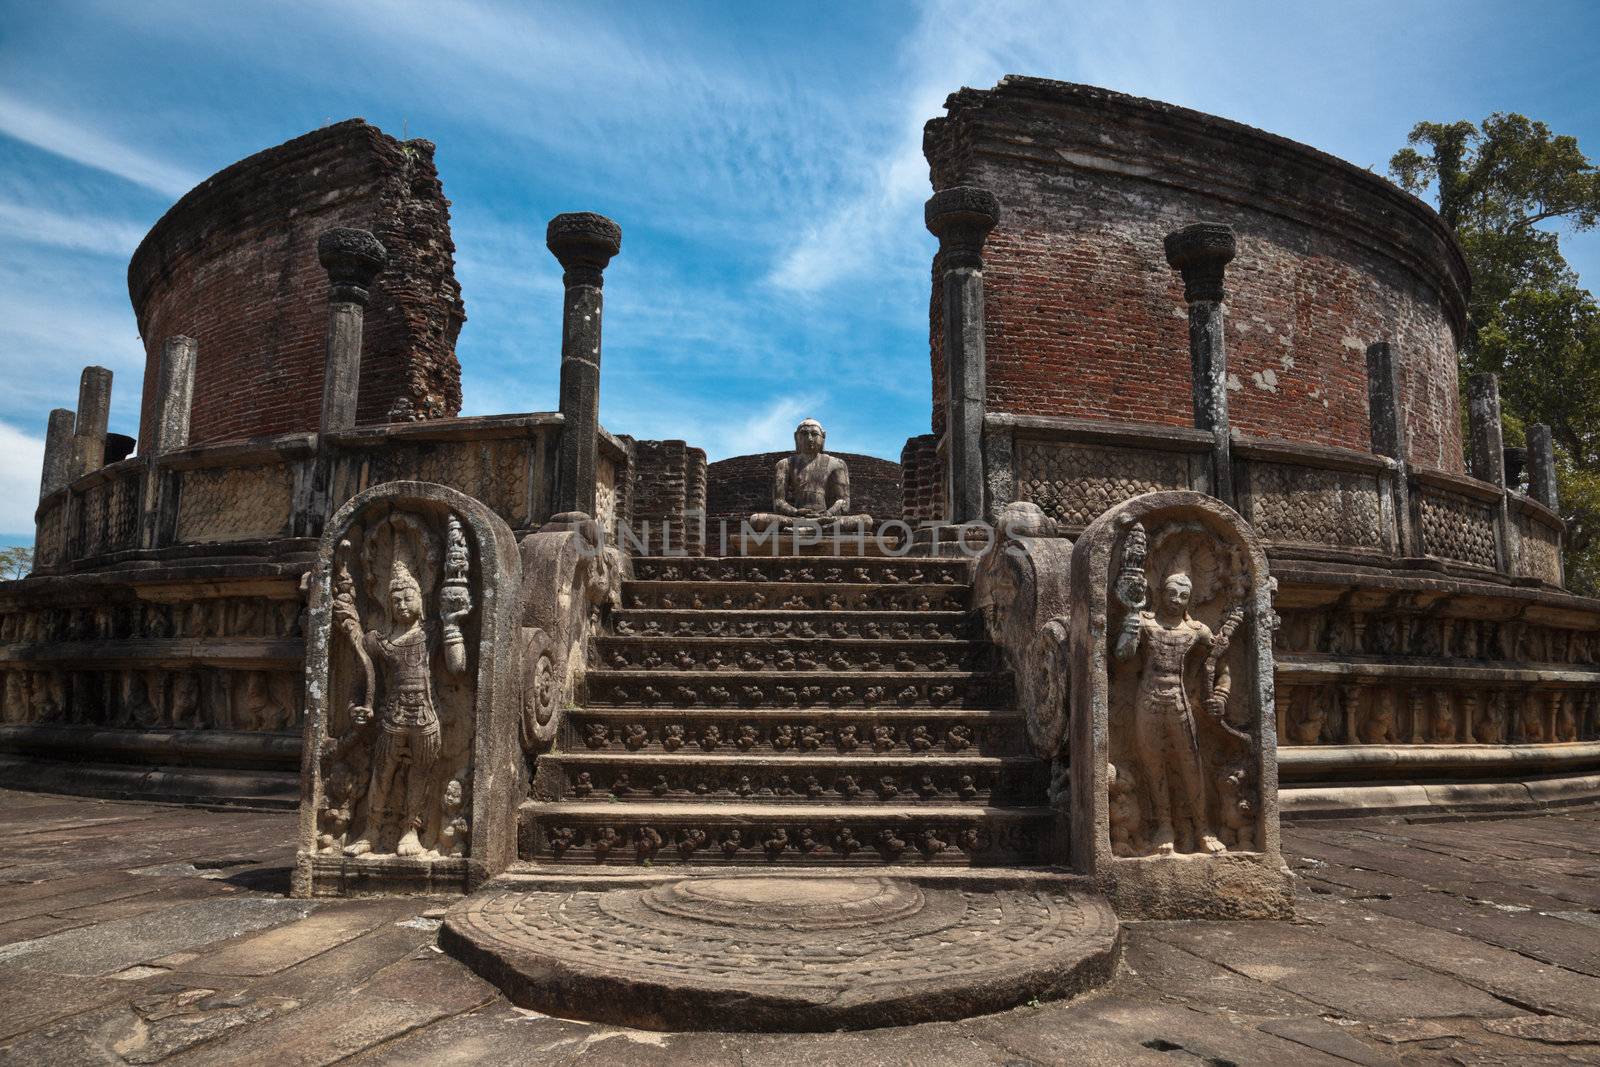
<box><xmin>1069</xmin><ymin>490</ymin><xmax>1291</xmax><ymax>918</ymax></box>
<box><xmin>296</xmin><ymin>481</ymin><xmax>523</xmax><ymax>897</ymax></box>
<box><xmin>5</xmin><ymin>790</ymin><xmax>1600</xmax><ymax>1059</ymax></box>
<box><xmin>442</xmin><ymin>873</ymin><xmax>1119</xmax><ymax>1031</ymax></box>
<box><xmin>174</xmin><ymin>464</ymin><xmax>296</xmax><ymax>543</ymax></box>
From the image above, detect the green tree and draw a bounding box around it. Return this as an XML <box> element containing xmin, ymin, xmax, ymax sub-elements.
<box><xmin>0</xmin><ymin>545</ymin><xmax>32</xmax><ymax>580</ymax></box>
<box><xmin>1391</xmin><ymin>114</ymin><xmax>1600</xmax><ymax>593</ymax></box>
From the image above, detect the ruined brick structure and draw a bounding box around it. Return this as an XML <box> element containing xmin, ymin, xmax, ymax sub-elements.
<box><xmin>129</xmin><ymin>120</ymin><xmax>466</xmax><ymax>449</ymax></box>
<box><xmin>3</xmin><ymin>79</ymin><xmax>1598</xmax><ymax>861</ymax></box>
<box><xmin>922</xmin><ymin>79</ymin><xmax>1467</xmax><ymax>472</ymax></box>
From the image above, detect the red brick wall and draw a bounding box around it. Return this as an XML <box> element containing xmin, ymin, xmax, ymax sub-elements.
<box><xmin>924</xmin><ymin>79</ymin><xmax>1470</xmax><ymax>474</ymax></box>
<box><xmin>899</xmin><ymin>434</ymin><xmax>944</xmax><ymax>523</ymax></box>
<box><xmin>705</xmin><ymin>451</ymin><xmax>903</xmax><ymax>523</ymax></box>
<box><xmin>128</xmin><ymin>120</ymin><xmax>466</xmax><ymax>451</ymax></box>
<box><xmin>626</xmin><ymin>440</ymin><xmax>708</xmax><ymax>555</ymax></box>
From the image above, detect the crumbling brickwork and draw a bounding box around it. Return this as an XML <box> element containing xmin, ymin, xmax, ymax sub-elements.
<box><xmin>924</xmin><ymin>78</ymin><xmax>1470</xmax><ymax>474</ymax></box>
<box><xmin>626</xmin><ymin>440</ymin><xmax>708</xmax><ymax>555</ymax></box>
<box><xmin>705</xmin><ymin>451</ymin><xmax>903</xmax><ymax>525</ymax></box>
<box><xmin>900</xmin><ymin>434</ymin><xmax>945</xmax><ymax>523</ymax></box>
<box><xmin>129</xmin><ymin>120</ymin><xmax>466</xmax><ymax>450</ymax></box>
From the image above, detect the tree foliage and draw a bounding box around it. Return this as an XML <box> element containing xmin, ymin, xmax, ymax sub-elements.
<box><xmin>1391</xmin><ymin>114</ymin><xmax>1600</xmax><ymax>593</ymax></box>
<box><xmin>0</xmin><ymin>546</ymin><xmax>32</xmax><ymax>580</ymax></box>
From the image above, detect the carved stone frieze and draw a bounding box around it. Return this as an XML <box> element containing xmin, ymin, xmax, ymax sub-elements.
<box><xmin>1246</xmin><ymin>462</ymin><xmax>1383</xmax><ymax>550</ymax></box>
<box><xmin>568</xmin><ymin>712</ymin><xmax>1024</xmax><ymax>757</ymax></box>
<box><xmin>612</xmin><ymin>612</ymin><xmax>977</xmax><ymax>641</ymax></box>
<box><xmin>1274</xmin><ymin>681</ymin><xmax>1600</xmax><ymax>745</ymax></box>
<box><xmin>1015</xmin><ymin>440</ymin><xmax>1190</xmax><ymax>529</ymax></box>
<box><xmin>623</xmin><ymin>584</ymin><xmax>967</xmax><ymax>612</ymax></box>
<box><xmin>1418</xmin><ymin>486</ymin><xmax>1498</xmax><ymax>570</ymax></box>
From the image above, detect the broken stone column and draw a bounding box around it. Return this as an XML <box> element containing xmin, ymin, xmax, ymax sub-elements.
<box><xmin>547</xmin><ymin>212</ymin><xmax>622</xmax><ymax>518</ymax></box>
<box><xmin>1365</xmin><ymin>341</ymin><xmax>1413</xmax><ymax>556</ymax></box>
<box><xmin>317</xmin><ymin>229</ymin><xmax>388</xmax><ymax>435</ymax></box>
<box><xmin>69</xmin><ymin>366</ymin><xmax>113</xmax><ymax>478</ymax></box>
<box><xmin>1164</xmin><ymin>224</ymin><xmax>1236</xmax><ymax>506</ymax></box>
<box><xmin>1466</xmin><ymin>373</ymin><xmax>1506</xmax><ymax>489</ymax></box>
<box><xmin>1528</xmin><ymin>423</ymin><xmax>1559</xmax><ymax>511</ymax></box>
<box><xmin>1467</xmin><ymin>372</ymin><xmax>1512</xmax><ymax>573</ymax></box>
<box><xmin>38</xmin><ymin>408</ymin><xmax>75</xmax><ymax>499</ymax></box>
<box><xmin>149</xmin><ymin>335</ymin><xmax>198</xmax><ymax>453</ymax></box>
<box><xmin>1067</xmin><ymin>490</ymin><xmax>1290</xmax><ymax>919</ymax></box>
<box><xmin>141</xmin><ymin>335</ymin><xmax>199</xmax><ymax>548</ymax></box>
<box><xmin>925</xmin><ymin>187</ymin><xmax>999</xmax><ymax>525</ymax></box>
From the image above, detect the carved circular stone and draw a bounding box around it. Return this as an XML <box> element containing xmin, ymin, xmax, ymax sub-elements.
<box><xmin>441</xmin><ymin>875</ymin><xmax>1119</xmax><ymax>1031</ymax></box>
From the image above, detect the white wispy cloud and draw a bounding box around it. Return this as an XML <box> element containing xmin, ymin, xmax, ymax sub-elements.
<box><xmin>0</xmin><ymin>88</ymin><xmax>198</xmax><ymax>196</ymax></box>
<box><xmin>0</xmin><ymin>198</ymin><xmax>146</xmax><ymax>257</ymax></box>
<box><xmin>0</xmin><ymin>421</ymin><xmax>44</xmax><ymax>537</ymax></box>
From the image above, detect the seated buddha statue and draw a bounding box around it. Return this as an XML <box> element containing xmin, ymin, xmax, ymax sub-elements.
<box><xmin>749</xmin><ymin>419</ymin><xmax>873</xmax><ymax>531</ymax></box>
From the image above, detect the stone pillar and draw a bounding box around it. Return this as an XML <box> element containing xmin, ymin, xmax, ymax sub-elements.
<box><xmin>316</xmin><ymin>228</ymin><xmax>388</xmax><ymax>436</ymax></box>
<box><xmin>925</xmin><ymin>187</ymin><xmax>999</xmax><ymax>525</ymax></box>
<box><xmin>1466</xmin><ymin>373</ymin><xmax>1506</xmax><ymax>488</ymax></box>
<box><xmin>1528</xmin><ymin>423</ymin><xmax>1559</xmax><ymax>510</ymax></box>
<box><xmin>1467</xmin><ymin>372</ymin><xmax>1513</xmax><ymax>574</ymax></box>
<box><xmin>150</xmin><ymin>335</ymin><xmax>198</xmax><ymax>453</ymax></box>
<box><xmin>141</xmin><ymin>335</ymin><xmax>199</xmax><ymax>548</ymax></box>
<box><xmin>1164</xmin><ymin>223</ymin><xmax>1236</xmax><ymax>506</ymax></box>
<box><xmin>1366</xmin><ymin>341</ymin><xmax>1413</xmax><ymax>556</ymax></box>
<box><xmin>38</xmin><ymin>408</ymin><xmax>75</xmax><ymax>499</ymax></box>
<box><xmin>546</xmin><ymin>212</ymin><xmax>622</xmax><ymax>518</ymax></box>
<box><xmin>69</xmin><ymin>366</ymin><xmax>113</xmax><ymax>478</ymax></box>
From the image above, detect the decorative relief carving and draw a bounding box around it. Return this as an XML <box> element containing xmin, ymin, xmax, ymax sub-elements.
<box><xmin>1272</xmin><ymin>682</ymin><xmax>1600</xmax><ymax>745</ymax></box>
<box><xmin>318</xmin><ymin>508</ymin><xmax>475</xmax><ymax>859</ymax></box>
<box><xmin>1515</xmin><ymin>512</ymin><xmax>1562</xmax><ymax>586</ymax></box>
<box><xmin>1247</xmin><ymin>462</ymin><xmax>1383</xmax><ymax>550</ymax></box>
<box><xmin>1108</xmin><ymin>515</ymin><xmax>1257</xmax><ymax>856</ymax></box>
<box><xmin>1015</xmin><ymin>440</ymin><xmax>1190</xmax><ymax>529</ymax></box>
<box><xmin>1068</xmin><ymin>491</ymin><xmax>1288</xmax><ymax>919</ymax></box>
<box><xmin>1418</xmin><ymin>486</ymin><xmax>1498</xmax><ymax>569</ymax></box>
<box><xmin>175</xmin><ymin>464</ymin><xmax>294</xmax><ymax>544</ymax></box>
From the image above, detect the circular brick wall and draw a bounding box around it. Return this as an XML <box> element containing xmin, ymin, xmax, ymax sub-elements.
<box><xmin>925</xmin><ymin>78</ymin><xmax>1471</xmax><ymax>473</ymax></box>
<box><xmin>128</xmin><ymin>120</ymin><xmax>466</xmax><ymax>451</ymax></box>
<box><xmin>707</xmin><ymin>451</ymin><xmax>903</xmax><ymax>522</ymax></box>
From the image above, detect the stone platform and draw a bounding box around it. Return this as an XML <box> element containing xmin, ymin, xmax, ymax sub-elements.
<box><xmin>7</xmin><ymin>788</ymin><xmax>1600</xmax><ymax>1063</ymax></box>
<box><xmin>439</xmin><ymin>870</ymin><xmax>1119</xmax><ymax>1031</ymax></box>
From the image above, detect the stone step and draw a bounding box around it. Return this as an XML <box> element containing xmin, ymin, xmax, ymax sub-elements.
<box><xmin>621</xmin><ymin>581</ymin><xmax>969</xmax><ymax>613</ymax></box>
<box><xmin>629</xmin><ymin>556</ymin><xmax>970</xmax><ymax>585</ymax></box>
<box><xmin>584</xmin><ymin>670</ymin><xmax>1011</xmax><ymax>710</ymax></box>
<box><xmin>592</xmin><ymin>636</ymin><xmax>998</xmax><ymax>674</ymax></box>
<box><xmin>535</xmin><ymin>752</ymin><xmax>1049</xmax><ymax>807</ymax></box>
<box><xmin>565</xmin><ymin>707</ymin><xmax>1028</xmax><ymax>757</ymax></box>
<box><xmin>519</xmin><ymin>800</ymin><xmax>1053</xmax><ymax>866</ymax></box>
<box><xmin>611</xmin><ymin>610</ymin><xmax>978</xmax><ymax>641</ymax></box>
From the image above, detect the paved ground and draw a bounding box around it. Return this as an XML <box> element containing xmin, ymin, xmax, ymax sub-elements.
<box><xmin>0</xmin><ymin>790</ymin><xmax>1598</xmax><ymax>1066</ymax></box>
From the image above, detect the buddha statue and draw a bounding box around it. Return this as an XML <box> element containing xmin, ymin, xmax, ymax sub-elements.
<box><xmin>749</xmin><ymin>419</ymin><xmax>873</xmax><ymax>531</ymax></box>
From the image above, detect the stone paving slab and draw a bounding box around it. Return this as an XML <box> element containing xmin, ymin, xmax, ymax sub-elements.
<box><xmin>0</xmin><ymin>788</ymin><xmax>1598</xmax><ymax>1064</ymax></box>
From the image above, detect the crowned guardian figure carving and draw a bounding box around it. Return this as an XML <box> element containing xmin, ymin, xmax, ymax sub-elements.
<box><xmin>331</xmin><ymin>511</ymin><xmax>472</xmax><ymax>859</ymax></box>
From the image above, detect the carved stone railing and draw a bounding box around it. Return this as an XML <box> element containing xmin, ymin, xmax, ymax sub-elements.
<box><xmin>982</xmin><ymin>414</ymin><xmax>1566</xmax><ymax>589</ymax></box>
<box><xmin>28</xmin><ymin>414</ymin><xmax>638</xmax><ymax>576</ymax></box>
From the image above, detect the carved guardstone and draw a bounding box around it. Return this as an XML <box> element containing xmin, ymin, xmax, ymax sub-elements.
<box><xmin>1068</xmin><ymin>490</ymin><xmax>1290</xmax><ymax>919</ymax></box>
<box><xmin>295</xmin><ymin>481</ymin><xmax>522</xmax><ymax>897</ymax></box>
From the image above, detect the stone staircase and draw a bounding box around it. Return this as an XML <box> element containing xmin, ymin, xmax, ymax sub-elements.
<box><xmin>520</xmin><ymin>555</ymin><xmax>1053</xmax><ymax>867</ymax></box>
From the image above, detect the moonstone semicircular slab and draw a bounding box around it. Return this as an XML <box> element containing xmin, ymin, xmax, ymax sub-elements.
<box><xmin>440</xmin><ymin>873</ymin><xmax>1119</xmax><ymax>1031</ymax></box>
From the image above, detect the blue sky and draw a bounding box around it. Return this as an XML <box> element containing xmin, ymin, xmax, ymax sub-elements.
<box><xmin>2</xmin><ymin>0</ymin><xmax>1597</xmax><ymax>545</ymax></box>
